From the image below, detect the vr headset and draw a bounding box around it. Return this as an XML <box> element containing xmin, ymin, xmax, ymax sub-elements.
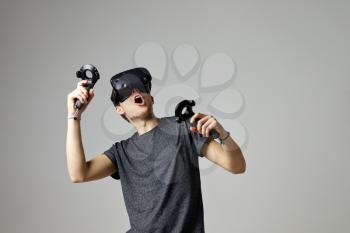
<box><xmin>110</xmin><ymin>67</ymin><xmax>152</xmax><ymax>103</ymax></box>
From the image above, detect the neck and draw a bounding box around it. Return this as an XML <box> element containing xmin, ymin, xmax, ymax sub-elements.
<box><xmin>131</xmin><ymin>114</ymin><xmax>161</xmax><ymax>136</ymax></box>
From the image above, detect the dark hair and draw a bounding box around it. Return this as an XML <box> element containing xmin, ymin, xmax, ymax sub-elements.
<box><xmin>110</xmin><ymin>89</ymin><xmax>130</xmax><ymax>123</ymax></box>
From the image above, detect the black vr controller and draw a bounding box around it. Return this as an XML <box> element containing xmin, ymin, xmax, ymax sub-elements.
<box><xmin>175</xmin><ymin>99</ymin><xmax>220</xmax><ymax>139</ymax></box>
<box><xmin>75</xmin><ymin>64</ymin><xmax>100</xmax><ymax>110</ymax></box>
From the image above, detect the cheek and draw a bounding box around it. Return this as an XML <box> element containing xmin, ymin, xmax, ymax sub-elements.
<box><xmin>146</xmin><ymin>96</ymin><xmax>153</xmax><ymax>104</ymax></box>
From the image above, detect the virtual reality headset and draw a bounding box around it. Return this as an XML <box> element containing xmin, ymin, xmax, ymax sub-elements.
<box><xmin>110</xmin><ymin>67</ymin><xmax>152</xmax><ymax>103</ymax></box>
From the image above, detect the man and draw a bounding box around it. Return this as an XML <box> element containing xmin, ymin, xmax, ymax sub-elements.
<box><xmin>66</xmin><ymin>67</ymin><xmax>246</xmax><ymax>233</ymax></box>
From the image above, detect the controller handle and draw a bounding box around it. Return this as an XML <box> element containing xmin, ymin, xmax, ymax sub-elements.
<box><xmin>175</xmin><ymin>99</ymin><xmax>220</xmax><ymax>139</ymax></box>
<box><xmin>75</xmin><ymin>64</ymin><xmax>100</xmax><ymax>110</ymax></box>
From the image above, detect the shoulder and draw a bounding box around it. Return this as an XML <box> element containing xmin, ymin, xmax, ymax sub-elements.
<box><xmin>160</xmin><ymin>115</ymin><xmax>186</xmax><ymax>129</ymax></box>
<box><xmin>159</xmin><ymin>115</ymin><xmax>191</xmax><ymax>137</ymax></box>
<box><xmin>109</xmin><ymin>135</ymin><xmax>133</xmax><ymax>151</ymax></box>
<box><xmin>162</xmin><ymin>115</ymin><xmax>186</xmax><ymax>125</ymax></box>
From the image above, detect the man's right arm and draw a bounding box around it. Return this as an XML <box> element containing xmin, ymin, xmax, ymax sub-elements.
<box><xmin>66</xmin><ymin>119</ymin><xmax>117</xmax><ymax>182</ymax></box>
<box><xmin>66</xmin><ymin>80</ymin><xmax>117</xmax><ymax>183</ymax></box>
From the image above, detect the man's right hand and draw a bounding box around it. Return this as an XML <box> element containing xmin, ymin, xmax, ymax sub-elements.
<box><xmin>67</xmin><ymin>80</ymin><xmax>95</xmax><ymax>117</ymax></box>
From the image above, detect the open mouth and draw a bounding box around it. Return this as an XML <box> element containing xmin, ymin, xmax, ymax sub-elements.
<box><xmin>134</xmin><ymin>95</ymin><xmax>145</xmax><ymax>105</ymax></box>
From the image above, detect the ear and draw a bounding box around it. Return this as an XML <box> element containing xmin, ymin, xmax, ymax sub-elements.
<box><xmin>116</xmin><ymin>104</ymin><xmax>125</xmax><ymax>115</ymax></box>
<box><xmin>151</xmin><ymin>95</ymin><xmax>154</xmax><ymax>104</ymax></box>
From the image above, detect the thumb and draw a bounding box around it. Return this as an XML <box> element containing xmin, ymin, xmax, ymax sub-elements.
<box><xmin>89</xmin><ymin>89</ymin><xmax>94</xmax><ymax>96</ymax></box>
<box><xmin>87</xmin><ymin>89</ymin><xmax>94</xmax><ymax>101</ymax></box>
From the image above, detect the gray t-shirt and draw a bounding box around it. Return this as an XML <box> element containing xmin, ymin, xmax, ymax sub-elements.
<box><xmin>103</xmin><ymin>116</ymin><xmax>210</xmax><ymax>233</ymax></box>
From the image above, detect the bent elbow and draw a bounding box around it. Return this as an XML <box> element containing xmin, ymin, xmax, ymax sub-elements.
<box><xmin>70</xmin><ymin>175</ymin><xmax>85</xmax><ymax>183</ymax></box>
<box><xmin>232</xmin><ymin>166</ymin><xmax>246</xmax><ymax>174</ymax></box>
<box><xmin>231</xmin><ymin>162</ymin><xmax>246</xmax><ymax>174</ymax></box>
<box><xmin>71</xmin><ymin>179</ymin><xmax>82</xmax><ymax>183</ymax></box>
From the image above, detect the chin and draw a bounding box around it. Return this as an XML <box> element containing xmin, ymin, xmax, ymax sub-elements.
<box><xmin>134</xmin><ymin>106</ymin><xmax>151</xmax><ymax>117</ymax></box>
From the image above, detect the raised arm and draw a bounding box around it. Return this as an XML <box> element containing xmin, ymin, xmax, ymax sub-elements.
<box><xmin>66</xmin><ymin>116</ymin><xmax>117</xmax><ymax>182</ymax></box>
<box><xmin>66</xmin><ymin>80</ymin><xmax>94</xmax><ymax>182</ymax></box>
<box><xmin>66</xmin><ymin>117</ymin><xmax>117</xmax><ymax>182</ymax></box>
<box><xmin>66</xmin><ymin>80</ymin><xmax>118</xmax><ymax>182</ymax></box>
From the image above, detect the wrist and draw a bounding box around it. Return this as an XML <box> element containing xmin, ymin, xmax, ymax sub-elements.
<box><xmin>67</xmin><ymin>109</ymin><xmax>82</xmax><ymax>121</ymax></box>
<box><xmin>219</xmin><ymin>130</ymin><xmax>229</xmax><ymax>140</ymax></box>
<box><xmin>218</xmin><ymin>130</ymin><xmax>230</xmax><ymax>145</ymax></box>
<box><xmin>67</xmin><ymin>115</ymin><xmax>81</xmax><ymax>121</ymax></box>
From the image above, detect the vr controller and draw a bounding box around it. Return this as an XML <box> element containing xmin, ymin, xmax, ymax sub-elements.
<box><xmin>75</xmin><ymin>64</ymin><xmax>100</xmax><ymax>110</ymax></box>
<box><xmin>175</xmin><ymin>100</ymin><xmax>220</xmax><ymax>139</ymax></box>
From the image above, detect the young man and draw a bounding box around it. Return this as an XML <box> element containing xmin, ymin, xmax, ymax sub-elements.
<box><xmin>66</xmin><ymin>67</ymin><xmax>246</xmax><ymax>233</ymax></box>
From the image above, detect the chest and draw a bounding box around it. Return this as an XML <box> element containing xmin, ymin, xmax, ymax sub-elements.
<box><xmin>122</xmin><ymin>127</ymin><xmax>194</xmax><ymax>186</ymax></box>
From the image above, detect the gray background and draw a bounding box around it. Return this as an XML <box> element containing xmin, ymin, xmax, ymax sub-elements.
<box><xmin>1</xmin><ymin>0</ymin><xmax>349</xmax><ymax>232</ymax></box>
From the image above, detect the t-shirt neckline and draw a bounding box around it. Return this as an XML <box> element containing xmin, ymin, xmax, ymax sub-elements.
<box><xmin>133</xmin><ymin>117</ymin><xmax>165</xmax><ymax>139</ymax></box>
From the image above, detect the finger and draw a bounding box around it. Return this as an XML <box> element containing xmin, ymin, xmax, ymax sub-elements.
<box><xmin>87</xmin><ymin>90</ymin><xmax>94</xmax><ymax>101</ymax></box>
<box><xmin>77</xmin><ymin>80</ymin><xmax>88</xmax><ymax>88</ymax></box>
<box><xmin>190</xmin><ymin>112</ymin><xmax>206</xmax><ymax>124</ymax></box>
<box><xmin>190</xmin><ymin>126</ymin><xmax>197</xmax><ymax>132</ymax></box>
<box><xmin>78</xmin><ymin>86</ymin><xmax>88</xmax><ymax>95</ymax></box>
<box><xmin>205</xmin><ymin>121</ymin><xmax>216</xmax><ymax>137</ymax></box>
<box><xmin>201</xmin><ymin>117</ymin><xmax>211</xmax><ymax>136</ymax></box>
<box><xmin>201</xmin><ymin>117</ymin><xmax>213</xmax><ymax>136</ymax></box>
<box><xmin>76</xmin><ymin>93</ymin><xmax>86</xmax><ymax>104</ymax></box>
<box><xmin>77</xmin><ymin>90</ymin><xmax>88</xmax><ymax>102</ymax></box>
<box><xmin>197</xmin><ymin>115</ymin><xmax>211</xmax><ymax>133</ymax></box>
<box><xmin>190</xmin><ymin>112</ymin><xmax>199</xmax><ymax>124</ymax></box>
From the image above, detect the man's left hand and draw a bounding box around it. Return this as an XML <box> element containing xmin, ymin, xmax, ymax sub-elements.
<box><xmin>189</xmin><ymin>113</ymin><xmax>227</xmax><ymax>138</ymax></box>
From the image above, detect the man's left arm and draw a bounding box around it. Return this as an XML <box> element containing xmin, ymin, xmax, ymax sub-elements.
<box><xmin>190</xmin><ymin>113</ymin><xmax>246</xmax><ymax>174</ymax></box>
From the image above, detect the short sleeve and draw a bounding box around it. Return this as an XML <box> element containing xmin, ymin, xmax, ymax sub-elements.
<box><xmin>184</xmin><ymin>120</ymin><xmax>210</xmax><ymax>157</ymax></box>
<box><xmin>103</xmin><ymin>142</ymin><xmax>121</xmax><ymax>180</ymax></box>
